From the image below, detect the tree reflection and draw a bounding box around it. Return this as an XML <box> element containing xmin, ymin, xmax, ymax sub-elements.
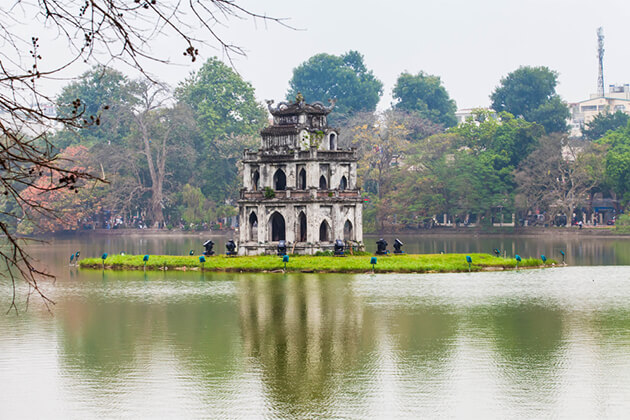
<box><xmin>469</xmin><ymin>303</ymin><xmax>565</xmax><ymax>390</ymax></box>
<box><xmin>58</xmin><ymin>279</ymin><xmax>241</xmax><ymax>384</ymax></box>
<box><xmin>237</xmin><ymin>273</ymin><xmax>373</xmax><ymax>416</ymax></box>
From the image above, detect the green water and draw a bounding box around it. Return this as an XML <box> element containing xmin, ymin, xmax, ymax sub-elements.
<box><xmin>1</xmin><ymin>236</ymin><xmax>630</xmax><ymax>417</ymax></box>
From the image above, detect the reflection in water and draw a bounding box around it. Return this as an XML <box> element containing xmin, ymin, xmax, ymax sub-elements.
<box><xmin>2</xmin><ymin>265</ymin><xmax>630</xmax><ymax>417</ymax></box>
<box><xmin>238</xmin><ymin>274</ymin><xmax>369</xmax><ymax>417</ymax></box>
<box><xmin>467</xmin><ymin>304</ymin><xmax>565</xmax><ymax>415</ymax></box>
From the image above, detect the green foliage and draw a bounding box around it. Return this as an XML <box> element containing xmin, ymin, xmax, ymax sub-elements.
<box><xmin>490</xmin><ymin>66</ymin><xmax>569</xmax><ymax>134</ymax></box>
<box><xmin>524</xmin><ymin>96</ymin><xmax>570</xmax><ymax>134</ymax></box>
<box><xmin>287</xmin><ymin>51</ymin><xmax>383</xmax><ymax>122</ymax></box>
<box><xmin>176</xmin><ymin>57</ymin><xmax>266</xmax><ymax>203</ymax></box>
<box><xmin>55</xmin><ymin>66</ymin><xmax>139</xmax><ymax>149</ymax></box>
<box><xmin>599</xmin><ymin>122</ymin><xmax>630</xmax><ymax>206</ymax></box>
<box><xmin>615</xmin><ymin>214</ymin><xmax>630</xmax><ymax>233</ymax></box>
<box><xmin>582</xmin><ymin>110</ymin><xmax>630</xmax><ymax>140</ymax></box>
<box><xmin>177</xmin><ymin>58</ymin><xmax>267</xmax><ymax>141</ymax></box>
<box><xmin>386</xmin><ymin>111</ymin><xmax>546</xmax><ymax>227</ymax></box>
<box><xmin>451</xmin><ymin>111</ymin><xmax>544</xmax><ymax>168</ymax></box>
<box><xmin>392</xmin><ymin>71</ymin><xmax>457</xmax><ymax>127</ymax></box>
<box><xmin>178</xmin><ymin>184</ymin><xmax>216</xmax><ymax>225</ymax></box>
<box><xmin>263</xmin><ymin>187</ymin><xmax>275</xmax><ymax>199</ymax></box>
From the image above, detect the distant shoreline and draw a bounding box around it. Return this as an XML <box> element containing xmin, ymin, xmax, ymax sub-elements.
<box><xmin>34</xmin><ymin>226</ymin><xmax>630</xmax><ymax>239</ymax></box>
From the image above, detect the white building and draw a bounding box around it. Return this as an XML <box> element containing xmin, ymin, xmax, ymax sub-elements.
<box><xmin>569</xmin><ymin>84</ymin><xmax>630</xmax><ymax>137</ymax></box>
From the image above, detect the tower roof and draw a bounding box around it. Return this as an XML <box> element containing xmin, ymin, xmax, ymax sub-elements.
<box><xmin>266</xmin><ymin>94</ymin><xmax>336</xmax><ymax>117</ymax></box>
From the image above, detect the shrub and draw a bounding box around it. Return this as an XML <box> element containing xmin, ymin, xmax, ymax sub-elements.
<box><xmin>615</xmin><ymin>213</ymin><xmax>630</xmax><ymax>233</ymax></box>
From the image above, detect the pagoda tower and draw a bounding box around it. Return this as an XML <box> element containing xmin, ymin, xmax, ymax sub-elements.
<box><xmin>237</xmin><ymin>95</ymin><xmax>363</xmax><ymax>255</ymax></box>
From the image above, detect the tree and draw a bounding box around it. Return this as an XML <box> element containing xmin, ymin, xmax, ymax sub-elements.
<box><xmin>287</xmin><ymin>51</ymin><xmax>383</xmax><ymax>122</ymax></box>
<box><xmin>178</xmin><ymin>184</ymin><xmax>217</xmax><ymax>227</ymax></box>
<box><xmin>515</xmin><ymin>134</ymin><xmax>604</xmax><ymax>224</ymax></box>
<box><xmin>346</xmin><ymin>110</ymin><xmax>442</xmax><ymax>231</ymax></box>
<box><xmin>0</xmin><ymin>1</ymin><xmax>285</xmax><ymax>310</ymax></box>
<box><xmin>17</xmin><ymin>145</ymin><xmax>105</xmax><ymax>234</ymax></box>
<box><xmin>582</xmin><ymin>110</ymin><xmax>630</xmax><ymax>140</ymax></box>
<box><xmin>176</xmin><ymin>58</ymin><xmax>266</xmax><ymax>203</ymax></box>
<box><xmin>129</xmin><ymin>83</ymin><xmax>191</xmax><ymax>227</ymax></box>
<box><xmin>388</xmin><ymin>110</ymin><xmax>543</xmax><ymax>227</ymax></box>
<box><xmin>599</xmin><ymin>122</ymin><xmax>630</xmax><ymax>207</ymax></box>
<box><xmin>490</xmin><ymin>66</ymin><xmax>569</xmax><ymax>134</ymax></box>
<box><xmin>392</xmin><ymin>71</ymin><xmax>457</xmax><ymax>128</ymax></box>
<box><xmin>452</xmin><ymin>110</ymin><xmax>544</xmax><ymax>168</ymax></box>
<box><xmin>54</xmin><ymin>66</ymin><xmax>139</xmax><ymax>149</ymax></box>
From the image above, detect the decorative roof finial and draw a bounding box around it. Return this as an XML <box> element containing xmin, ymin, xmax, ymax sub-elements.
<box><xmin>295</xmin><ymin>92</ymin><xmax>305</xmax><ymax>104</ymax></box>
<box><xmin>265</xmin><ymin>99</ymin><xmax>275</xmax><ymax>113</ymax></box>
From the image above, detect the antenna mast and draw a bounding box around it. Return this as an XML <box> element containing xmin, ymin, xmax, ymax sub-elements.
<box><xmin>597</xmin><ymin>27</ymin><xmax>605</xmax><ymax>97</ymax></box>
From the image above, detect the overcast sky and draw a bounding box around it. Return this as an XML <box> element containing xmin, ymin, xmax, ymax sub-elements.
<box><xmin>186</xmin><ymin>0</ymin><xmax>630</xmax><ymax>111</ymax></box>
<box><xmin>28</xmin><ymin>0</ymin><xmax>630</xmax><ymax>110</ymax></box>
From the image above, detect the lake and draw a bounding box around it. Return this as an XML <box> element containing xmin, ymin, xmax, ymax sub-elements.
<box><xmin>1</xmin><ymin>234</ymin><xmax>629</xmax><ymax>417</ymax></box>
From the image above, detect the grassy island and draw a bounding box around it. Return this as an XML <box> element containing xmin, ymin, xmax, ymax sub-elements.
<box><xmin>78</xmin><ymin>253</ymin><xmax>554</xmax><ymax>274</ymax></box>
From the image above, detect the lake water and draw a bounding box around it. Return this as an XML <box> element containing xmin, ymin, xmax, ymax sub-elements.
<box><xmin>1</xmin><ymin>234</ymin><xmax>630</xmax><ymax>418</ymax></box>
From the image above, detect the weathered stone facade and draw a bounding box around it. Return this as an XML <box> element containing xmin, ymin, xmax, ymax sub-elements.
<box><xmin>238</xmin><ymin>97</ymin><xmax>363</xmax><ymax>255</ymax></box>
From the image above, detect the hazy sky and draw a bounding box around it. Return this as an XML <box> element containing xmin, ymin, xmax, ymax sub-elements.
<box><xmin>181</xmin><ymin>0</ymin><xmax>629</xmax><ymax>110</ymax></box>
<box><xmin>25</xmin><ymin>0</ymin><xmax>630</xmax><ymax>110</ymax></box>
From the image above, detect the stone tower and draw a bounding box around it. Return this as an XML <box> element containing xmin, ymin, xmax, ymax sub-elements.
<box><xmin>237</xmin><ymin>96</ymin><xmax>363</xmax><ymax>255</ymax></box>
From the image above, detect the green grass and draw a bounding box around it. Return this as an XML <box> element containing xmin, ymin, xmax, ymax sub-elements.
<box><xmin>79</xmin><ymin>253</ymin><xmax>555</xmax><ymax>273</ymax></box>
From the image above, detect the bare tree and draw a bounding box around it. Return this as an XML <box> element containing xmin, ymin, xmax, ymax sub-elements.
<box><xmin>0</xmin><ymin>1</ymin><xmax>286</xmax><ymax>311</ymax></box>
<box><xmin>515</xmin><ymin>133</ymin><xmax>604</xmax><ymax>225</ymax></box>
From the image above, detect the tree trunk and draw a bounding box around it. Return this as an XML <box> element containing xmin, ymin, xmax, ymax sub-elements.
<box><xmin>137</xmin><ymin>113</ymin><xmax>167</xmax><ymax>228</ymax></box>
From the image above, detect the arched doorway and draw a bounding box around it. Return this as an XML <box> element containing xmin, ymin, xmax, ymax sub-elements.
<box><xmin>298</xmin><ymin>211</ymin><xmax>307</xmax><ymax>242</ymax></box>
<box><xmin>298</xmin><ymin>168</ymin><xmax>307</xmax><ymax>190</ymax></box>
<box><xmin>319</xmin><ymin>175</ymin><xmax>327</xmax><ymax>189</ymax></box>
<box><xmin>329</xmin><ymin>133</ymin><xmax>337</xmax><ymax>150</ymax></box>
<box><xmin>249</xmin><ymin>212</ymin><xmax>258</xmax><ymax>241</ymax></box>
<box><xmin>273</xmin><ymin>169</ymin><xmax>286</xmax><ymax>190</ymax></box>
<box><xmin>344</xmin><ymin>220</ymin><xmax>353</xmax><ymax>241</ymax></box>
<box><xmin>319</xmin><ymin>220</ymin><xmax>331</xmax><ymax>242</ymax></box>
<box><xmin>269</xmin><ymin>212</ymin><xmax>286</xmax><ymax>241</ymax></box>
<box><xmin>252</xmin><ymin>170</ymin><xmax>260</xmax><ymax>191</ymax></box>
<box><xmin>339</xmin><ymin>176</ymin><xmax>347</xmax><ymax>190</ymax></box>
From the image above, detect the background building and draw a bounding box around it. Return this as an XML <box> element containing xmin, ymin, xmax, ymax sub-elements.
<box><xmin>569</xmin><ymin>84</ymin><xmax>630</xmax><ymax>137</ymax></box>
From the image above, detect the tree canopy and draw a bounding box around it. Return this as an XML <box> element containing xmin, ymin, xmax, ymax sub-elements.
<box><xmin>54</xmin><ymin>66</ymin><xmax>139</xmax><ymax>149</ymax></box>
<box><xmin>582</xmin><ymin>110</ymin><xmax>630</xmax><ymax>140</ymax></box>
<box><xmin>599</xmin><ymin>121</ymin><xmax>630</xmax><ymax>206</ymax></box>
<box><xmin>287</xmin><ymin>51</ymin><xmax>383</xmax><ymax>122</ymax></box>
<box><xmin>392</xmin><ymin>71</ymin><xmax>457</xmax><ymax>128</ymax></box>
<box><xmin>451</xmin><ymin>110</ymin><xmax>544</xmax><ymax>168</ymax></box>
<box><xmin>490</xmin><ymin>66</ymin><xmax>569</xmax><ymax>134</ymax></box>
<box><xmin>176</xmin><ymin>58</ymin><xmax>266</xmax><ymax>202</ymax></box>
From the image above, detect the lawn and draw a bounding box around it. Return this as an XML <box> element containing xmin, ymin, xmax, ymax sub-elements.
<box><xmin>79</xmin><ymin>253</ymin><xmax>554</xmax><ymax>273</ymax></box>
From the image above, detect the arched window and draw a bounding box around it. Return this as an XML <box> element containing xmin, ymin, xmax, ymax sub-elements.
<box><xmin>319</xmin><ymin>175</ymin><xmax>327</xmax><ymax>189</ymax></box>
<box><xmin>340</xmin><ymin>176</ymin><xmax>347</xmax><ymax>190</ymax></box>
<box><xmin>249</xmin><ymin>212</ymin><xmax>258</xmax><ymax>241</ymax></box>
<box><xmin>273</xmin><ymin>169</ymin><xmax>286</xmax><ymax>190</ymax></box>
<box><xmin>298</xmin><ymin>168</ymin><xmax>307</xmax><ymax>190</ymax></box>
<box><xmin>319</xmin><ymin>220</ymin><xmax>331</xmax><ymax>242</ymax></box>
<box><xmin>269</xmin><ymin>212</ymin><xmax>286</xmax><ymax>241</ymax></box>
<box><xmin>329</xmin><ymin>133</ymin><xmax>337</xmax><ymax>150</ymax></box>
<box><xmin>252</xmin><ymin>170</ymin><xmax>260</xmax><ymax>191</ymax></box>
<box><xmin>344</xmin><ymin>220</ymin><xmax>353</xmax><ymax>241</ymax></box>
<box><xmin>298</xmin><ymin>211</ymin><xmax>307</xmax><ymax>242</ymax></box>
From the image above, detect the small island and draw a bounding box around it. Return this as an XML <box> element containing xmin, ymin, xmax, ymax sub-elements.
<box><xmin>78</xmin><ymin>253</ymin><xmax>554</xmax><ymax>274</ymax></box>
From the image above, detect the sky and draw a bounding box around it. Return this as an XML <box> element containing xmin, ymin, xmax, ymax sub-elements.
<box><xmin>16</xmin><ymin>0</ymin><xmax>630</xmax><ymax>111</ymax></box>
